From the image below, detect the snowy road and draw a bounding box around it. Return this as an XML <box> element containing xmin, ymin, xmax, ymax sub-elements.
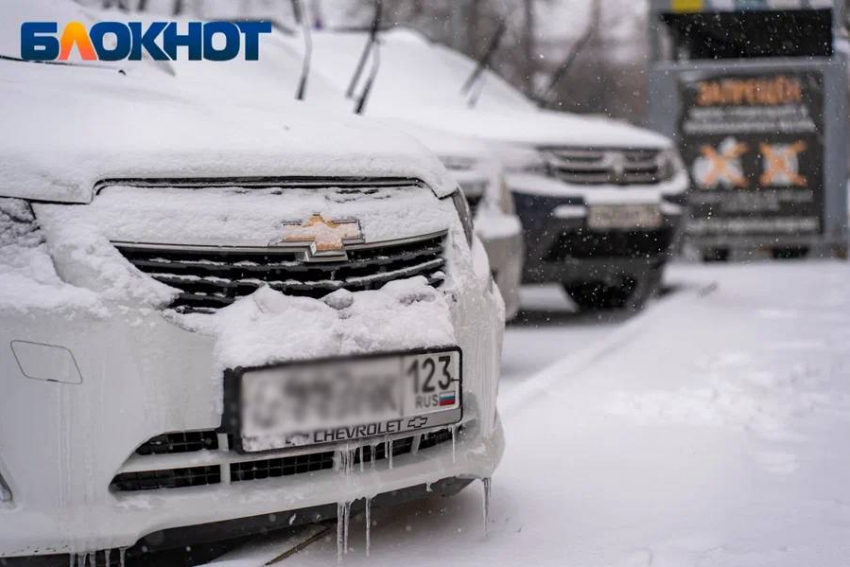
<box><xmin>203</xmin><ymin>261</ymin><xmax>850</xmax><ymax>567</ymax></box>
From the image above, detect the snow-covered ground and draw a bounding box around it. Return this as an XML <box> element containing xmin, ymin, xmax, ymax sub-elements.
<box><xmin>500</xmin><ymin>285</ymin><xmax>627</xmax><ymax>389</ymax></box>
<box><xmin>200</xmin><ymin>260</ymin><xmax>850</xmax><ymax>566</ymax></box>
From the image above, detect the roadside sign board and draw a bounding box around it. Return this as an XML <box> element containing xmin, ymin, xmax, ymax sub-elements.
<box><xmin>668</xmin><ymin>0</ymin><xmax>834</xmax><ymax>13</ymax></box>
<box><xmin>678</xmin><ymin>70</ymin><xmax>826</xmax><ymax>238</ymax></box>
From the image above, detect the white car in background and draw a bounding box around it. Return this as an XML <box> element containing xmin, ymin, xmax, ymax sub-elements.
<box><xmin>305</xmin><ymin>28</ymin><xmax>690</xmax><ymax>310</ymax></box>
<box><xmin>0</xmin><ymin>5</ymin><xmax>504</xmax><ymax>563</ymax></box>
<box><xmin>117</xmin><ymin>14</ymin><xmax>524</xmax><ymax>319</ymax></box>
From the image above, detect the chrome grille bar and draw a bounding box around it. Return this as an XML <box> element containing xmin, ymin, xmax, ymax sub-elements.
<box><xmin>116</xmin><ymin>232</ymin><xmax>448</xmax><ymax>313</ymax></box>
<box><xmin>541</xmin><ymin>148</ymin><xmax>664</xmax><ymax>186</ymax></box>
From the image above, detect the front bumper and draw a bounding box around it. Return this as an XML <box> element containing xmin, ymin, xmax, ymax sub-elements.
<box><xmin>0</xmin><ymin>285</ymin><xmax>503</xmax><ymax>558</ymax></box>
<box><xmin>475</xmin><ymin>213</ymin><xmax>524</xmax><ymax>320</ymax></box>
<box><xmin>507</xmin><ymin>172</ymin><xmax>688</xmax><ymax>284</ymax></box>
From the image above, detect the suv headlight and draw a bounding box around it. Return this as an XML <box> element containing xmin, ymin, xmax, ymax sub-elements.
<box><xmin>490</xmin><ymin>144</ymin><xmax>546</xmax><ymax>175</ymax></box>
<box><xmin>449</xmin><ymin>189</ymin><xmax>474</xmax><ymax>246</ymax></box>
<box><xmin>659</xmin><ymin>147</ymin><xmax>684</xmax><ymax>182</ymax></box>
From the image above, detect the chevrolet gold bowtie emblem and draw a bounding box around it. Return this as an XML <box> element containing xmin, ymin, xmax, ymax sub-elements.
<box><xmin>279</xmin><ymin>214</ymin><xmax>364</xmax><ymax>259</ymax></box>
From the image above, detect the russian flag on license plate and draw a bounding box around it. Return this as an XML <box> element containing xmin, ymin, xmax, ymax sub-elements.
<box><xmin>439</xmin><ymin>391</ymin><xmax>457</xmax><ymax>407</ymax></box>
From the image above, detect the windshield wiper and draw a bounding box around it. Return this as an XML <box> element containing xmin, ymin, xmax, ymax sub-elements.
<box><xmin>461</xmin><ymin>19</ymin><xmax>506</xmax><ymax>104</ymax></box>
<box><xmin>354</xmin><ymin>36</ymin><xmax>381</xmax><ymax>115</ymax></box>
<box><xmin>536</xmin><ymin>29</ymin><xmax>593</xmax><ymax>109</ymax></box>
<box><xmin>346</xmin><ymin>0</ymin><xmax>383</xmax><ymax>99</ymax></box>
<box><xmin>291</xmin><ymin>0</ymin><xmax>312</xmax><ymax>100</ymax></box>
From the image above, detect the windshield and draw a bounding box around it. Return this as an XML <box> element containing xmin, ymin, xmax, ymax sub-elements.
<box><xmin>308</xmin><ymin>30</ymin><xmax>535</xmax><ymax>112</ymax></box>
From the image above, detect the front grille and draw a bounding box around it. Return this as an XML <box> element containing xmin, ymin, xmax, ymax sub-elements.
<box><xmin>418</xmin><ymin>427</ymin><xmax>454</xmax><ymax>450</ymax></box>
<box><xmin>542</xmin><ymin>148</ymin><xmax>663</xmax><ymax>186</ymax></box>
<box><xmin>111</xmin><ymin>466</ymin><xmax>221</xmax><ymax>492</ymax></box>
<box><xmin>135</xmin><ymin>431</ymin><xmax>219</xmax><ymax>456</ymax></box>
<box><xmin>230</xmin><ymin>435</ymin><xmax>420</xmax><ymax>483</ymax></box>
<box><xmin>116</xmin><ymin>233</ymin><xmax>447</xmax><ymax>314</ymax></box>
<box><xmin>231</xmin><ymin>451</ymin><xmax>334</xmax><ymax>482</ymax></box>
<box><xmin>112</xmin><ymin>427</ymin><xmax>460</xmax><ymax>493</ymax></box>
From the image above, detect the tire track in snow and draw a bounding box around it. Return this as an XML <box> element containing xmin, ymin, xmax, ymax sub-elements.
<box><xmin>499</xmin><ymin>281</ymin><xmax>718</xmax><ymax>419</ymax></box>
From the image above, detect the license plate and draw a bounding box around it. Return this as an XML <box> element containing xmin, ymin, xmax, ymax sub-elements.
<box><xmin>237</xmin><ymin>349</ymin><xmax>462</xmax><ymax>453</ymax></box>
<box><xmin>588</xmin><ymin>204</ymin><xmax>663</xmax><ymax>230</ymax></box>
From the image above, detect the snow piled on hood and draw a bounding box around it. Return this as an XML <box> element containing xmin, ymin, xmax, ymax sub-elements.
<box><xmin>0</xmin><ymin>59</ymin><xmax>455</xmax><ymax>203</ymax></box>
<box><xmin>411</xmin><ymin>107</ymin><xmax>673</xmax><ymax>150</ymax></box>
<box><xmin>175</xmin><ymin>279</ymin><xmax>455</xmax><ymax>372</ymax></box>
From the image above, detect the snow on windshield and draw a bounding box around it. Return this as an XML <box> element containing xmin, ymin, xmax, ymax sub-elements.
<box><xmin>307</xmin><ymin>30</ymin><xmax>534</xmax><ymax>113</ymax></box>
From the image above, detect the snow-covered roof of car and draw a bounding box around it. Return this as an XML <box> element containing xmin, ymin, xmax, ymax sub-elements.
<box><xmin>0</xmin><ymin>58</ymin><xmax>457</xmax><ymax>203</ymax></box>
<box><xmin>304</xmin><ymin>28</ymin><xmax>672</xmax><ymax>150</ymax></box>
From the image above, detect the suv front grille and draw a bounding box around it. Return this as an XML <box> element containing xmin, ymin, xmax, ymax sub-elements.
<box><xmin>542</xmin><ymin>148</ymin><xmax>663</xmax><ymax>186</ymax></box>
<box><xmin>115</xmin><ymin>233</ymin><xmax>447</xmax><ymax>314</ymax></box>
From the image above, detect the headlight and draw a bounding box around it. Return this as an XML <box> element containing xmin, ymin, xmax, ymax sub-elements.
<box><xmin>449</xmin><ymin>189</ymin><xmax>474</xmax><ymax>246</ymax></box>
<box><xmin>0</xmin><ymin>197</ymin><xmax>39</xmax><ymax>247</ymax></box>
<box><xmin>490</xmin><ymin>144</ymin><xmax>546</xmax><ymax>175</ymax></box>
<box><xmin>659</xmin><ymin>147</ymin><xmax>684</xmax><ymax>182</ymax></box>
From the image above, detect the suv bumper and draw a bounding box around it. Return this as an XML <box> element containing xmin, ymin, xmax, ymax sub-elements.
<box><xmin>507</xmin><ymin>172</ymin><xmax>688</xmax><ymax>284</ymax></box>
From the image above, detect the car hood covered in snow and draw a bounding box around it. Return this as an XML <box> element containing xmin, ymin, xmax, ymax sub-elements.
<box><xmin>304</xmin><ymin>28</ymin><xmax>673</xmax><ymax>152</ymax></box>
<box><xmin>398</xmin><ymin>105</ymin><xmax>673</xmax><ymax>151</ymax></box>
<box><xmin>0</xmin><ymin>61</ymin><xmax>456</xmax><ymax>204</ymax></box>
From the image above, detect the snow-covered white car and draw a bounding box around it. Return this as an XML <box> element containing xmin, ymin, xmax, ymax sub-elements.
<box><xmin>108</xmin><ymin>12</ymin><xmax>523</xmax><ymax>319</ymax></box>
<box><xmin>0</xmin><ymin>24</ymin><xmax>504</xmax><ymax>566</ymax></box>
<box><xmin>306</xmin><ymin>29</ymin><xmax>690</xmax><ymax>310</ymax></box>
